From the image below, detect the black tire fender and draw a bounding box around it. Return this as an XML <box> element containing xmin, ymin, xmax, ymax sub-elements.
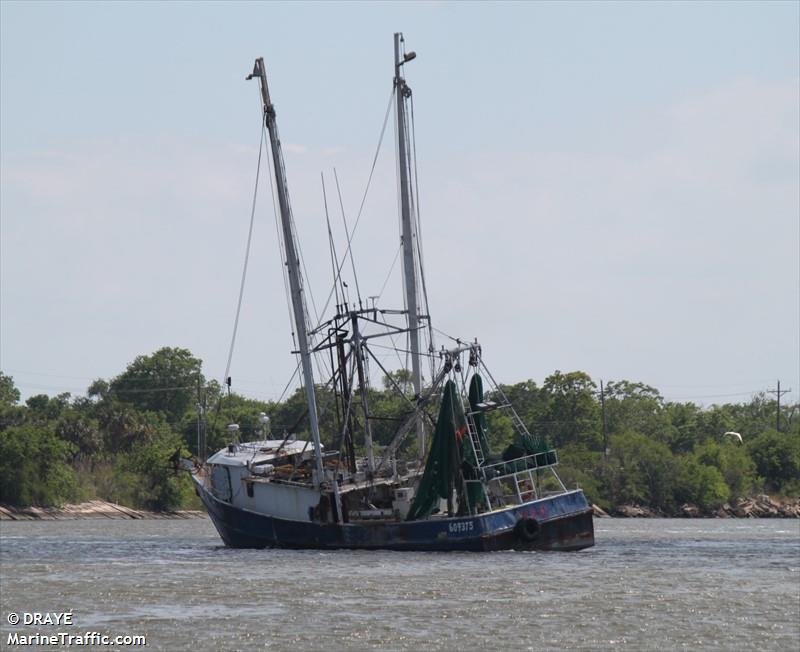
<box><xmin>515</xmin><ymin>517</ymin><xmax>540</xmax><ymax>542</ymax></box>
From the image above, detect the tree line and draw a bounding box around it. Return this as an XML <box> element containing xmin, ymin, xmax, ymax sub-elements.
<box><xmin>0</xmin><ymin>347</ymin><xmax>797</xmax><ymax>512</ymax></box>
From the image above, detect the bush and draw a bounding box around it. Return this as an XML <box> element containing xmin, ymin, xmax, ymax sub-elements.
<box><xmin>746</xmin><ymin>429</ymin><xmax>800</xmax><ymax>493</ymax></box>
<box><xmin>0</xmin><ymin>424</ymin><xmax>82</xmax><ymax>506</ymax></box>
<box><xmin>117</xmin><ymin>426</ymin><xmax>193</xmax><ymax>511</ymax></box>
<box><xmin>674</xmin><ymin>455</ymin><xmax>730</xmax><ymax>509</ymax></box>
<box><xmin>693</xmin><ymin>440</ymin><xmax>755</xmax><ymax>499</ymax></box>
<box><xmin>606</xmin><ymin>431</ymin><xmax>677</xmax><ymax>511</ymax></box>
<box><xmin>557</xmin><ymin>444</ymin><xmax>607</xmax><ymax>508</ymax></box>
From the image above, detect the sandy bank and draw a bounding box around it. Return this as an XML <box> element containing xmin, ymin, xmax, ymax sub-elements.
<box><xmin>3</xmin><ymin>497</ymin><xmax>797</xmax><ymax>522</ymax></box>
<box><xmin>592</xmin><ymin>495</ymin><xmax>800</xmax><ymax>518</ymax></box>
<box><xmin>0</xmin><ymin>500</ymin><xmax>206</xmax><ymax>521</ymax></box>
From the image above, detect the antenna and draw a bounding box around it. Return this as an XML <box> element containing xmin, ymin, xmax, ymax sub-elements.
<box><xmin>321</xmin><ymin>172</ymin><xmax>342</xmax><ymax>311</ymax></box>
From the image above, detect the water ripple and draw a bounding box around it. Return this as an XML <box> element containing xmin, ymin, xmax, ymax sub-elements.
<box><xmin>1</xmin><ymin>519</ymin><xmax>798</xmax><ymax>651</ymax></box>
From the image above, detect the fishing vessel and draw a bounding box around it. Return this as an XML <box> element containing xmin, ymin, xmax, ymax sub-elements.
<box><xmin>190</xmin><ymin>34</ymin><xmax>595</xmax><ymax>552</ymax></box>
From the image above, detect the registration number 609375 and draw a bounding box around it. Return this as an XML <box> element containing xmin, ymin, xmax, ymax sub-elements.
<box><xmin>448</xmin><ymin>521</ymin><xmax>474</xmax><ymax>534</ymax></box>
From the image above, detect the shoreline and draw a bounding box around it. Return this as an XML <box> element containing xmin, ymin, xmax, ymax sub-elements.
<box><xmin>1</xmin><ymin>496</ymin><xmax>798</xmax><ymax>521</ymax></box>
<box><xmin>594</xmin><ymin>495</ymin><xmax>800</xmax><ymax>519</ymax></box>
<box><xmin>0</xmin><ymin>500</ymin><xmax>206</xmax><ymax>521</ymax></box>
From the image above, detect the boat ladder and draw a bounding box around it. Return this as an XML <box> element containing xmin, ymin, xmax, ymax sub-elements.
<box><xmin>515</xmin><ymin>470</ymin><xmax>537</xmax><ymax>503</ymax></box>
<box><xmin>465</xmin><ymin>417</ymin><xmax>485</xmax><ymax>466</ymax></box>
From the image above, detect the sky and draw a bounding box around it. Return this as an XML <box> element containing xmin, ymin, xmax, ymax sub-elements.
<box><xmin>1</xmin><ymin>0</ymin><xmax>798</xmax><ymax>407</ymax></box>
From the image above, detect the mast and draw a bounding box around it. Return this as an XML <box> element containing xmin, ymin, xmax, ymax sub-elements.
<box><xmin>248</xmin><ymin>58</ymin><xmax>325</xmax><ymax>487</ymax></box>
<box><xmin>351</xmin><ymin>314</ymin><xmax>375</xmax><ymax>475</ymax></box>
<box><xmin>394</xmin><ymin>32</ymin><xmax>425</xmax><ymax>458</ymax></box>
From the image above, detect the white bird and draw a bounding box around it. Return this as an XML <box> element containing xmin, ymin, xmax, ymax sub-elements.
<box><xmin>723</xmin><ymin>431</ymin><xmax>743</xmax><ymax>443</ymax></box>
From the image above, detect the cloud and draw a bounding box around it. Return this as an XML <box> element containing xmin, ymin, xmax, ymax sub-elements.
<box><xmin>415</xmin><ymin>77</ymin><xmax>798</xmax><ymax>392</ymax></box>
<box><xmin>283</xmin><ymin>143</ymin><xmax>308</xmax><ymax>154</ymax></box>
<box><xmin>1</xmin><ymin>78</ymin><xmax>797</xmax><ymax>402</ymax></box>
<box><xmin>322</xmin><ymin>146</ymin><xmax>346</xmax><ymax>156</ymax></box>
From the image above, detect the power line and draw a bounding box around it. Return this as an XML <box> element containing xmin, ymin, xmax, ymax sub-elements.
<box><xmin>666</xmin><ymin>390</ymin><xmax>762</xmax><ymax>400</ymax></box>
<box><xmin>599</xmin><ymin>379</ymin><xmax>608</xmax><ymax>458</ymax></box>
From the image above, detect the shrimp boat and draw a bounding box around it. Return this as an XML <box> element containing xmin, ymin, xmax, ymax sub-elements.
<box><xmin>190</xmin><ymin>34</ymin><xmax>595</xmax><ymax>552</ymax></box>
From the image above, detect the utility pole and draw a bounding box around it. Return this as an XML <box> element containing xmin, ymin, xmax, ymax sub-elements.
<box><xmin>600</xmin><ymin>380</ymin><xmax>608</xmax><ymax>458</ymax></box>
<box><xmin>196</xmin><ymin>380</ymin><xmax>206</xmax><ymax>460</ymax></box>
<box><xmin>767</xmin><ymin>380</ymin><xmax>791</xmax><ymax>432</ymax></box>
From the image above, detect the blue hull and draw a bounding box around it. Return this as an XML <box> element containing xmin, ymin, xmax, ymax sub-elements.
<box><xmin>194</xmin><ymin>478</ymin><xmax>595</xmax><ymax>552</ymax></box>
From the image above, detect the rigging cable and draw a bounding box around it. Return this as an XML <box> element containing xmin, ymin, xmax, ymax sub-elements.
<box><xmin>376</xmin><ymin>243</ymin><xmax>403</xmax><ymax>301</ymax></box>
<box><xmin>214</xmin><ymin>102</ymin><xmax>269</xmax><ymax>445</ymax></box>
<box><xmin>263</xmin><ymin>112</ymin><xmax>297</xmax><ymax>355</ymax></box>
<box><xmin>409</xmin><ymin>91</ymin><xmax>436</xmax><ymax>381</ymax></box>
<box><xmin>266</xmin><ymin>118</ymin><xmax>333</xmax><ymax>386</ymax></box>
<box><xmin>275</xmin><ymin>362</ymin><xmax>301</xmax><ymax>404</ymax></box>
<box><xmin>333</xmin><ymin>168</ymin><xmax>362</xmax><ymax>305</ymax></box>
<box><xmin>432</xmin><ymin>326</ymin><xmax>466</xmax><ymax>345</ymax></box>
<box><xmin>402</xmin><ymin>87</ymin><xmax>426</xmax><ymax>381</ymax></box>
<box><xmin>321</xmin><ymin>172</ymin><xmax>342</xmax><ymax>310</ymax></box>
<box><xmin>313</xmin><ymin>86</ymin><xmax>396</xmax><ymax>329</ymax></box>
<box><xmin>269</xmin><ymin>118</ymin><xmax>323</xmax><ymax>339</ymax></box>
<box><xmin>369</xmin><ymin>341</ymin><xmax>440</xmax><ymax>359</ymax></box>
<box><xmin>223</xmin><ymin>121</ymin><xmax>266</xmax><ymax>387</ymax></box>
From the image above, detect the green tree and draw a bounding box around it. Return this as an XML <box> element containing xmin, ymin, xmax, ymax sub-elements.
<box><xmin>694</xmin><ymin>439</ymin><xmax>755</xmax><ymax>499</ymax></box>
<box><xmin>542</xmin><ymin>371</ymin><xmax>601</xmax><ymax>449</ymax></box>
<box><xmin>56</xmin><ymin>411</ymin><xmax>103</xmax><ymax>460</ymax></box>
<box><xmin>382</xmin><ymin>368</ymin><xmax>412</xmax><ymax>394</ymax></box>
<box><xmin>692</xmin><ymin>405</ymin><xmax>736</xmax><ymax>445</ymax></box>
<box><xmin>25</xmin><ymin>393</ymin><xmax>71</xmax><ymax>424</ymax></box>
<box><xmin>195</xmin><ymin>391</ymin><xmax>275</xmax><ymax>454</ymax></box>
<box><xmin>87</xmin><ymin>378</ymin><xmax>111</xmax><ymax>400</ymax></box>
<box><xmin>604</xmin><ymin>380</ymin><xmax>666</xmax><ymax>440</ymax></box>
<box><xmin>661</xmin><ymin>402</ymin><xmax>702</xmax><ymax>453</ymax></box>
<box><xmin>606</xmin><ymin>431</ymin><xmax>676</xmax><ymax>510</ymax></box>
<box><xmin>93</xmin><ymin>400</ymin><xmax>159</xmax><ymax>453</ymax></box>
<box><xmin>0</xmin><ymin>372</ymin><xmax>21</xmax><ymax>406</ymax></box>
<box><xmin>497</xmin><ymin>380</ymin><xmax>548</xmax><ymax>425</ymax></box>
<box><xmin>484</xmin><ymin>411</ymin><xmax>515</xmax><ymax>453</ymax></box>
<box><xmin>0</xmin><ymin>373</ymin><xmax>25</xmax><ymax>431</ymax></box>
<box><xmin>557</xmin><ymin>444</ymin><xmax>607</xmax><ymax>509</ymax></box>
<box><xmin>110</xmin><ymin>347</ymin><xmax>204</xmax><ymax>425</ymax></box>
<box><xmin>117</xmin><ymin>425</ymin><xmax>193</xmax><ymax>511</ymax></box>
<box><xmin>269</xmin><ymin>386</ymin><xmax>311</xmax><ymax>440</ymax></box>
<box><xmin>746</xmin><ymin>428</ymin><xmax>800</xmax><ymax>493</ymax></box>
<box><xmin>674</xmin><ymin>455</ymin><xmax>730</xmax><ymax>509</ymax></box>
<box><xmin>0</xmin><ymin>423</ymin><xmax>81</xmax><ymax>506</ymax></box>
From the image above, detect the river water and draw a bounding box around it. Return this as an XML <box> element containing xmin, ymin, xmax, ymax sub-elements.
<box><xmin>0</xmin><ymin>518</ymin><xmax>798</xmax><ymax>651</ymax></box>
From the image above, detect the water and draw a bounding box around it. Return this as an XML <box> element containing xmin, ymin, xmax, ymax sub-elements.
<box><xmin>1</xmin><ymin>518</ymin><xmax>798</xmax><ymax>651</ymax></box>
